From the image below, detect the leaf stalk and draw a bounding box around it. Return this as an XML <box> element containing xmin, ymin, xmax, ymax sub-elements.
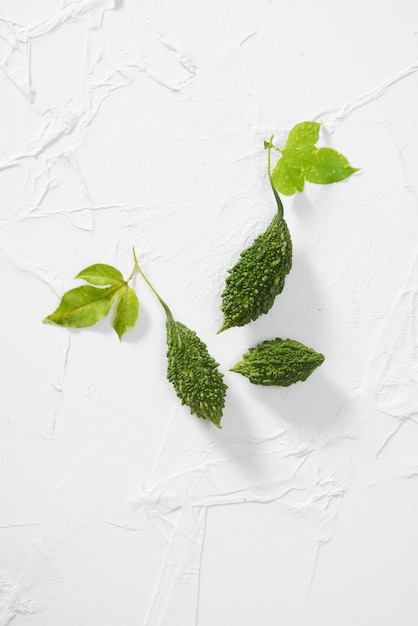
<box><xmin>132</xmin><ymin>248</ymin><xmax>173</xmax><ymax>319</ymax></box>
<box><xmin>267</xmin><ymin>135</ymin><xmax>284</xmax><ymax>220</ymax></box>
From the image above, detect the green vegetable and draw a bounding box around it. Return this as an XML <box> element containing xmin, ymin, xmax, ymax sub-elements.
<box><xmin>43</xmin><ymin>251</ymin><xmax>226</xmax><ymax>426</ymax></box>
<box><xmin>166</xmin><ymin>319</ymin><xmax>226</xmax><ymax>427</ymax></box>
<box><xmin>43</xmin><ymin>263</ymin><xmax>139</xmax><ymax>340</ymax></box>
<box><xmin>271</xmin><ymin>121</ymin><xmax>359</xmax><ymax>196</ymax></box>
<box><xmin>218</xmin><ymin>122</ymin><xmax>359</xmax><ymax>333</ymax></box>
<box><xmin>218</xmin><ymin>213</ymin><xmax>292</xmax><ymax>332</ymax></box>
<box><xmin>231</xmin><ymin>338</ymin><xmax>324</xmax><ymax>386</ymax></box>
<box><xmin>133</xmin><ymin>251</ymin><xmax>227</xmax><ymax>428</ymax></box>
<box><xmin>218</xmin><ymin>137</ymin><xmax>292</xmax><ymax>332</ymax></box>
<box><xmin>43</xmin><ymin>120</ymin><xmax>359</xmax><ymax>426</ymax></box>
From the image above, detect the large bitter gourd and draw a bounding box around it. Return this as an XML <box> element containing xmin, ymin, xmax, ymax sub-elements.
<box><xmin>166</xmin><ymin>316</ymin><xmax>227</xmax><ymax>428</ymax></box>
<box><xmin>218</xmin><ymin>214</ymin><xmax>292</xmax><ymax>332</ymax></box>
<box><xmin>231</xmin><ymin>338</ymin><xmax>324</xmax><ymax>386</ymax></box>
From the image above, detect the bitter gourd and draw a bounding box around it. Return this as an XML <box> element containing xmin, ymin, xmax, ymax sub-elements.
<box><xmin>218</xmin><ymin>213</ymin><xmax>292</xmax><ymax>332</ymax></box>
<box><xmin>166</xmin><ymin>316</ymin><xmax>227</xmax><ymax>428</ymax></box>
<box><xmin>230</xmin><ymin>338</ymin><xmax>324</xmax><ymax>386</ymax></box>
<box><xmin>134</xmin><ymin>252</ymin><xmax>227</xmax><ymax>428</ymax></box>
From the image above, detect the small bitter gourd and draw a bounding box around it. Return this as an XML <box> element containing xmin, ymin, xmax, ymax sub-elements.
<box><xmin>218</xmin><ymin>212</ymin><xmax>292</xmax><ymax>332</ymax></box>
<box><xmin>230</xmin><ymin>338</ymin><xmax>324</xmax><ymax>386</ymax></box>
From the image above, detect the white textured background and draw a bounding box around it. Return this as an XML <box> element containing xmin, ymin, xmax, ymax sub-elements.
<box><xmin>1</xmin><ymin>1</ymin><xmax>418</xmax><ymax>624</ymax></box>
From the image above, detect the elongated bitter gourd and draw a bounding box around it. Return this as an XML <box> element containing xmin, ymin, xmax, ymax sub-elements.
<box><xmin>218</xmin><ymin>213</ymin><xmax>292</xmax><ymax>332</ymax></box>
<box><xmin>133</xmin><ymin>252</ymin><xmax>227</xmax><ymax>428</ymax></box>
<box><xmin>230</xmin><ymin>338</ymin><xmax>324</xmax><ymax>386</ymax></box>
<box><xmin>166</xmin><ymin>316</ymin><xmax>227</xmax><ymax>427</ymax></box>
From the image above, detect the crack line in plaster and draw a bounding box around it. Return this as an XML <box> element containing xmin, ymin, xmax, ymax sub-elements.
<box><xmin>0</xmin><ymin>523</ymin><xmax>40</xmax><ymax>530</ymax></box>
<box><xmin>388</xmin><ymin>126</ymin><xmax>418</xmax><ymax>212</ymax></box>
<box><xmin>48</xmin><ymin>334</ymin><xmax>72</xmax><ymax>441</ymax></box>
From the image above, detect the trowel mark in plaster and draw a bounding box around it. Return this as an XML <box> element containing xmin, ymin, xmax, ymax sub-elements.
<box><xmin>0</xmin><ymin>230</ymin><xmax>64</xmax><ymax>299</ymax></box>
<box><xmin>313</xmin><ymin>60</ymin><xmax>418</xmax><ymax>132</ymax></box>
<box><xmin>0</xmin><ymin>5</ymin><xmax>408</xmax><ymax>624</ymax></box>
<box><xmin>0</xmin><ymin>0</ymin><xmax>200</xmax><ymax>233</ymax></box>
<box><xmin>356</xmin><ymin>242</ymin><xmax>418</xmax><ymax>458</ymax></box>
<box><xmin>141</xmin><ymin>431</ymin><xmax>352</xmax><ymax>626</ymax></box>
<box><xmin>299</xmin><ymin>481</ymin><xmax>349</xmax><ymax>625</ymax></box>
<box><xmin>388</xmin><ymin>126</ymin><xmax>418</xmax><ymax>213</ymax></box>
<box><xmin>0</xmin><ymin>572</ymin><xmax>44</xmax><ymax>626</ymax></box>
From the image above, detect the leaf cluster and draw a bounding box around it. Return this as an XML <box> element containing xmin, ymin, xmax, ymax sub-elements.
<box><xmin>270</xmin><ymin>121</ymin><xmax>359</xmax><ymax>196</ymax></box>
<box><xmin>43</xmin><ymin>264</ymin><xmax>138</xmax><ymax>341</ymax></box>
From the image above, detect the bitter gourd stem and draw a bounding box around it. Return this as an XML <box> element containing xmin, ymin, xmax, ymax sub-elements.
<box><xmin>132</xmin><ymin>247</ymin><xmax>173</xmax><ymax>320</ymax></box>
<box><xmin>267</xmin><ymin>135</ymin><xmax>284</xmax><ymax>221</ymax></box>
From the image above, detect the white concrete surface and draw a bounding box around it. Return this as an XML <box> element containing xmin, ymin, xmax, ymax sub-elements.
<box><xmin>1</xmin><ymin>1</ymin><xmax>418</xmax><ymax>624</ymax></box>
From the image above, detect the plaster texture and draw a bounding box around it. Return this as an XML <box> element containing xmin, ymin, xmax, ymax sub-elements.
<box><xmin>1</xmin><ymin>1</ymin><xmax>418</xmax><ymax>624</ymax></box>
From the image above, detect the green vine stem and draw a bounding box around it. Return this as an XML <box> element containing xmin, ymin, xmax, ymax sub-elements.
<box><xmin>132</xmin><ymin>248</ymin><xmax>173</xmax><ymax>320</ymax></box>
<box><xmin>267</xmin><ymin>135</ymin><xmax>284</xmax><ymax>220</ymax></box>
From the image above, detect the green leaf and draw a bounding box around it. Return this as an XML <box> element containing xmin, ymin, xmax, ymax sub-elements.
<box><xmin>230</xmin><ymin>338</ymin><xmax>324</xmax><ymax>386</ymax></box>
<box><xmin>285</xmin><ymin>121</ymin><xmax>320</xmax><ymax>149</ymax></box>
<box><xmin>113</xmin><ymin>285</ymin><xmax>139</xmax><ymax>340</ymax></box>
<box><xmin>75</xmin><ymin>264</ymin><xmax>124</xmax><ymax>286</ymax></box>
<box><xmin>270</xmin><ymin>121</ymin><xmax>359</xmax><ymax>196</ymax></box>
<box><xmin>271</xmin><ymin>156</ymin><xmax>304</xmax><ymax>196</ymax></box>
<box><xmin>43</xmin><ymin>285</ymin><xmax>119</xmax><ymax>328</ymax></box>
<box><xmin>300</xmin><ymin>147</ymin><xmax>360</xmax><ymax>184</ymax></box>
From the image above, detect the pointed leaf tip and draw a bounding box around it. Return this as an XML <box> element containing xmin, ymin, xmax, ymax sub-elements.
<box><xmin>113</xmin><ymin>285</ymin><xmax>139</xmax><ymax>340</ymax></box>
<box><xmin>75</xmin><ymin>263</ymin><xmax>124</xmax><ymax>286</ymax></box>
<box><xmin>43</xmin><ymin>285</ymin><xmax>120</xmax><ymax>329</ymax></box>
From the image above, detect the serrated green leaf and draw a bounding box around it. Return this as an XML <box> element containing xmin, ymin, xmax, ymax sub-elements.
<box><xmin>285</xmin><ymin>121</ymin><xmax>320</xmax><ymax>149</ymax></box>
<box><xmin>271</xmin><ymin>156</ymin><xmax>304</xmax><ymax>196</ymax></box>
<box><xmin>230</xmin><ymin>338</ymin><xmax>324</xmax><ymax>386</ymax></box>
<box><xmin>75</xmin><ymin>264</ymin><xmax>124</xmax><ymax>286</ymax></box>
<box><xmin>43</xmin><ymin>285</ymin><xmax>119</xmax><ymax>328</ymax></box>
<box><xmin>300</xmin><ymin>146</ymin><xmax>360</xmax><ymax>184</ymax></box>
<box><xmin>113</xmin><ymin>285</ymin><xmax>139</xmax><ymax>340</ymax></box>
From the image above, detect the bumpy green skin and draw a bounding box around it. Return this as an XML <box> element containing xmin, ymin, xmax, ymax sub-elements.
<box><xmin>230</xmin><ymin>338</ymin><xmax>324</xmax><ymax>386</ymax></box>
<box><xmin>219</xmin><ymin>214</ymin><xmax>292</xmax><ymax>332</ymax></box>
<box><xmin>166</xmin><ymin>317</ymin><xmax>227</xmax><ymax>428</ymax></box>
